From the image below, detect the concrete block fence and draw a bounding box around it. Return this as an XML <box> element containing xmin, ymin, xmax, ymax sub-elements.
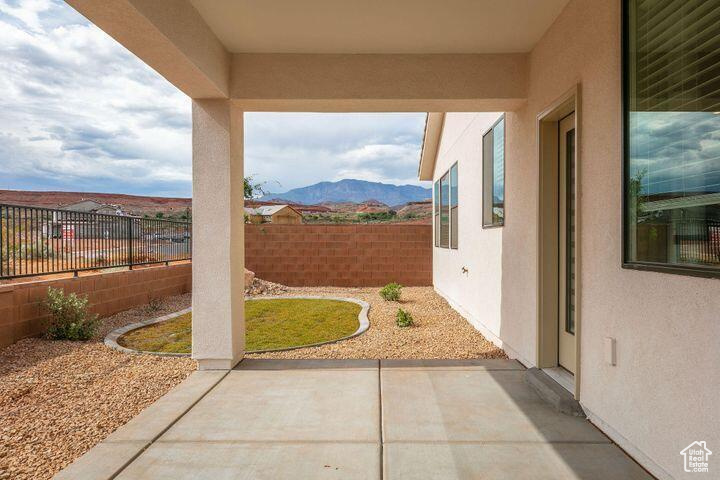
<box><xmin>0</xmin><ymin>224</ymin><xmax>432</xmax><ymax>348</ymax></box>
<box><xmin>0</xmin><ymin>263</ymin><xmax>191</xmax><ymax>349</ymax></box>
<box><xmin>244</xmin><ymin>224</ymin><xmax>433</xmax><ymax>287</ymax></box>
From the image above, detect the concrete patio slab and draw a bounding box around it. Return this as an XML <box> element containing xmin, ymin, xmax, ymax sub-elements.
<box><xmin>380</xmin><ymin>358</ymin><xmax>524</xmax><ymax>370</ymax></box>
<box><xmin>236</xmin><ymin>358</ymin><xmax>379</xmax><ymax>370</ymax></box>
<box><xmin>54</xmin><ymin>370</ymin><xmax>227</xmax><ymax>480</ymax></box>
<box><xmin>381</xmin><ymin>368</ymin><xmax>609</xmax><ymax>443</ymax></box>
<box><xmin>160</xmin><ymin>367</ymin><xmax>380</xmax><ymax>442</ymax></box>
<box><xmin>116</xmin><ymin>442</ymin><xmax>381</xmax><ymax>480</ymax></box>
<box><xmin>107</xmin><ymin>370</ymin><xmax>228</xmax><ymax>442</ymax></box>
<box><xmin>54</xmin><ymin>441</ymin><xmax>147</xmax><ymax>480</ymax></box>
<box><xmin>55</xmin><ymin>359</ymin><xmax>650</xmax><ymax>480</ymax></box>
<box><xmin>384</xmin><ymin>443</ymin><xmax>652</xmax><ymax>479</ymax></box>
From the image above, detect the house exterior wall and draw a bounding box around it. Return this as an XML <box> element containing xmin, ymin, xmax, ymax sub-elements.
<box><xmin>431</xmin><ymin>113</ymin><xmax>507</xmax><ymax>350</ymax></box>
<box><xmin>430</xmin><ymin>1</ymin><xmax>719</xmax><ymax>478</ymax></box>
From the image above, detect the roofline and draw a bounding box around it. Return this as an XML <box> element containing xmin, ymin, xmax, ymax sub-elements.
<box><xmin>246</xmin><ymin>204</ymin><xmax>302</xmax><ymax>216</ymax></box>
<box><xmin>418</xmin><ymin>112</ymin><xmax>445</xmax><ymax>181</ymax></box>
<box><xmin>282</xmin><ymin>204</ymin><xmax>302</xmax><ymax>216</ymax></box>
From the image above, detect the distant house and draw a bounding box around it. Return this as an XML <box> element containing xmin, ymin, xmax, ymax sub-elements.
<box><xmin>53</xmin><ymin>199</ymin><xmax>138</xmax><ymax>239</ymax></box>
<box><xmin>58</xmin><ymin>199</ymin><xmax>129</xmax><ymax>216</ymax></box>
<box><xmin>244</xmin><ymin>205</ymin><xmax>302</xmax><ymax>224</ymax></box>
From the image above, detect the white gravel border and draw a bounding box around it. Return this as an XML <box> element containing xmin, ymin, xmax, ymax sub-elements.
<box><xmin>104</xmin><ymin>296</ymin><xmax>370</xmax><ymax>357</ymax></box>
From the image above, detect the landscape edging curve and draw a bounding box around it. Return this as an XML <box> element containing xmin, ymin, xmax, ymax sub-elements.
<box><xmin>104</xmin><ymin>296</ymin><xmax>370</xmax><ymax>357</ymax></box>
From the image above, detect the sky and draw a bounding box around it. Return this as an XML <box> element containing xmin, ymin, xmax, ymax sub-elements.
<box><xmin>629</xmin><ymin>112</ymin><xmax>720</xmax><ymax>196</ymax></box>
<box><xmin>0</xmin><ymin>0</ymin><xmax>427</xmax><ymax>199</ymax></box>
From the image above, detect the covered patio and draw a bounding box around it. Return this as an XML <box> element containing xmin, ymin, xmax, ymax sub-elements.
<box><xmin>49</xmin><ymin>0</ymin><xmax>720</xmax><ymax>478</ymax></box>
<box><xmin>56</xmin><ymin>359</ymin><xmax>650</xmax><ymax>479</ymax></box>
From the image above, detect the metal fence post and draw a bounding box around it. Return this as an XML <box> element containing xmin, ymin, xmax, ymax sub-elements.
<box><xmin>128</xmin><ymin>216</ymin><xmax>134</xmax><ymax>270</ymax></box>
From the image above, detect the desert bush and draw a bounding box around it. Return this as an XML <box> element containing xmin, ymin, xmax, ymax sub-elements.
<box><xmin>16</xmin><ymin>241</ymin><xmax>55</xmax><ymax>259</ymax></box>
<box><xmin>43</xmin><ymin>287</ymin><xmax>99</xmax><ymax>341</ymax></box>
<box><xmin>146</xmin><ymin>296</ymin><xmax>163</xmax><ymax>313</ymax></box>
<box><xmin>396</xmin><ymin>308</ymin><xmax>414</xmax><ymax>328</ymax></box>
<box><xmin>95</xmin><ymin>254</ymin><xmax>109</xmax><ymax>266</ymax></box>
<box><xmin>379</xmin><ymin>282</ymin><xmax>402</xmax><ymax>301</ymax></box>
<box><xmin>357</xmin><ymin>211</ymin><xmax>397</xmax><ymax>223</ymax></box>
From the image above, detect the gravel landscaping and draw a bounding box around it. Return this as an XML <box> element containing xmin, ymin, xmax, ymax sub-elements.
<box><xmin>248</xmin><ymin>286</ymin><xmax>506</xmax><ymax>359</ymax></box>
<box><xmin>0</xmin><ymin>294</ymin><xmax>195</xmax><ymax>480</ymax></box>
<box><xmin>0</xmin><ymin>283</ymin><xmax>504</xmax><ymax>480</ymax></box>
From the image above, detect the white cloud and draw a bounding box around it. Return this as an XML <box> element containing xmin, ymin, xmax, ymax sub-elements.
<box><xmin>245</xmin><ymin>113</ymin><xmax>428</xmax><ymax>193</ymax></box>
<box><xmin>0</xmin><ymin>1</ymin><xmax>428</xmax><ymax>198</ymax></box>
<box><xmin>0</xmin><ymin>0</ymin><xmax>191</xmax><ymax>196</ymax></box>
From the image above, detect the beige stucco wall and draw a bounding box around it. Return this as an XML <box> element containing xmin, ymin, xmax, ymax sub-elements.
<box><xmin>231</xmin><ymin>53</ymin><xmax>528</xmax><ymax>112</ymax></box>
<box><xmin>497</xmin><ymin>0</ymin><xmax>719</xmax><ymax>478</ymax></box>
<box><xmin>433</xmin><ymin>1</ymin><xmax>718</xmax><ymax>477</ymax></box>
<box><xmin>191</xmin><ymin>100</ymin><xmax>245</xmax><ymax>370</ymax></box>
<box><xmin>432</xmin><ymin>113</ymin><xmax>519</xmax><ymax>357</ymax></box>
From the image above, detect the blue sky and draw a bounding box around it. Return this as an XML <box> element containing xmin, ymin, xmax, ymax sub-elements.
<box><xmin>0</xmin><ymin>0</ymin><xmax>427</xmax><ymax>198</ymax></box>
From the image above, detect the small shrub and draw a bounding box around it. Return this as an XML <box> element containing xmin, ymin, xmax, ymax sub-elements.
<box><xmin>16</xmin><ymin>241</ymin><xmax>55</xmax><ymax>259</ymax></box>
<box><xmin>396</xmin><ymin>308</ymin><xmax>414</xmax><ymax>328</ymax></box>
<box><xmin>379</xmin><ymin>282</ymin><xmax>402</xmax><ymax>301</ymax></box>
<box><xmin>43</xmin><ymin>287</ymin><xmax>99</xmax><ymax>341</ymax></box>
<box><xmin>146</xmin><ymin>296</ymin><xmax>162</xmax><ymax>313</ymax></box>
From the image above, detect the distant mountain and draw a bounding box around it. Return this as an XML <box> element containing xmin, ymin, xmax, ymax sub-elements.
<box><xmin>261</xmin><ymin>179</ymin><xmax>431</xmax><ymax>206</ymax></box>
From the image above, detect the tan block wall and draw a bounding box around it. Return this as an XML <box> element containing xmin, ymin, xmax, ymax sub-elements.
<box><xmin>245</xmin><ymin>224</ymin><xmax>432</xmax><ymax>287</ymax></box>
<box><xmin>0</xmin><ymin>263</ymin><xmax>191</xmax><ymax>349</ymax></box>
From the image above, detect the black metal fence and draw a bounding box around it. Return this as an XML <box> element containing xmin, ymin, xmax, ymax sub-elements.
<box><xmin>676</xmin><ymin>218</ymin><xmax>720</xmax><ymax>265</ymax></box>
<box><xmin>0</xmin><ymin>203</ymin><xmax>191</xmax><ymax>279</ymax></box>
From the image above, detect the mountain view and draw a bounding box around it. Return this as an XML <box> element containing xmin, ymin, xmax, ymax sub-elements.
<box><xmin>261</xmin><ymin>179</ymin><xmax>431</xmax><ymax>206</ymax></box>
<box><xmin>0</xmin><ymin>179</ymin><xmax>434</xmax><ymax>225</ymax></box>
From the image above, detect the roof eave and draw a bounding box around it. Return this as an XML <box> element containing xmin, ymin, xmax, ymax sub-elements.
<box><xmin>417</xmin><ymin>112</ymin><xmax>445</xmax><ymax>181</ymax></box>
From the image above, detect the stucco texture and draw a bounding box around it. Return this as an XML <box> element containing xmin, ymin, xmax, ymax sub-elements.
<box><xmin>503</xmin><ymin>0</ymin><xmax>719</xmax><ymax>478</ymax></box>
<box><xmin>433</xmin><ymin>1</ymin><xmax>719</xmax><ymax>478</ymax></box>
<box><xmin>432</xmin><ymin>113</ymin><xmax>508</xmax><ymax>354</ymax></box>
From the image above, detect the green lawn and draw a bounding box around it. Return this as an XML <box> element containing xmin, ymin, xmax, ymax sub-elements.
<box><xmin>118</xmin><ymin>298</ymin><xmax>361</xmax><ymax>354</ymax></box>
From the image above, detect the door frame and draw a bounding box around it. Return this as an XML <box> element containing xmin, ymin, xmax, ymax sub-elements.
<box><xmin>536</xmin><ymin>85</ymin><xmax>582</xmax><ymax>399</ymax></box>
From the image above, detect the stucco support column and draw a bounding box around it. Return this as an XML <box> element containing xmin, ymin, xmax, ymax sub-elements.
<box><xmin>191</xmin><ymin>100</ymin><xmax>244</xmax><ymax>370</ymax></box>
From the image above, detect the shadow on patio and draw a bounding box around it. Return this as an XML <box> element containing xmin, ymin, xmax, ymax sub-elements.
<box><xmin>55</xmin><ymin>359</ymin><xmax>653</xmax><ymax>479</ymax></box>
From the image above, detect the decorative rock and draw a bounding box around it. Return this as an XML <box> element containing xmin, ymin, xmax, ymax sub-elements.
<box><xmin>244</xmin><ymin>268</ymin><xmax>255</xmax><ymax>289</ymax></box>
<box><xmin>245</xmin><ymin>277</ymin><xmax>288</xmax><ymax>296</ymax></box>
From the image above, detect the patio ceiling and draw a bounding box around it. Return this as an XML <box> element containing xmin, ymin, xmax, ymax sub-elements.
<box><xmin>189</xmin><ymin>0</ymin><xmax>571</xmax><ymax>54</ymax></box>
<box><xmin>65</xmin><ymin>0</ymin><xmax>568</xmax><ymax>110</ymax></box>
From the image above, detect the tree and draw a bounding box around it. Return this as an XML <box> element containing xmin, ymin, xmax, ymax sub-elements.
<box><xmin>180</xmin><ymin>207</ymin><xmax>191</xmax><ymax>221</ymax></box>
<box><xmin>244</xmin><ymin>175</ymin><xmax>267</xmax><ymax>199</ymax></box>
<box><xmin>628</xmin><ymin>168</ymin><xmax>647</xmax><ymax>220</ymax></box>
